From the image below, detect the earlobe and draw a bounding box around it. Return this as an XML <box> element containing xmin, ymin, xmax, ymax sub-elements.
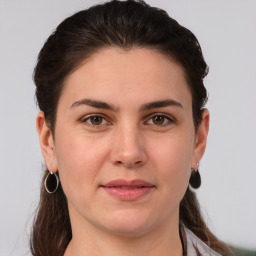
<box><xmin>192</xmin><ymin>109</ymin><xmax>210</xmax><ymax>167</ymax></box>
<box><xmin>36</xmin><ymin>111</ymin><xmax>58</xmax><ymax>172</ymax></box>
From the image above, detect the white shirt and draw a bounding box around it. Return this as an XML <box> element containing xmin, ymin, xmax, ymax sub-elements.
<box><xmin>185</xmin><ymin>227</ymin><xmax>222</xmax><ymax>256</ymax></box>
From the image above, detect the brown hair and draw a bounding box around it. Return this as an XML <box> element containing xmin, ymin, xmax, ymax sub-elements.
<box><xmin>31</xmin><ymin>1</ymin><xmax>232</xmax><ymax>255</ymax></box>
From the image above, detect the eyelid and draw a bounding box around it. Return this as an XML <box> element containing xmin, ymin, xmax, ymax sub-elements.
<box><xmin>144</xmin><ymin>112</ymin><xmax>175</xmax><ymax>126</ymax></box>
<box><xmin>81</xmin><ymin>113</ymin><xmax>111</xmax><ymax>127</ymax></box>
<box><xmin>80</xmin><ymin>112</ymin><xmax>175</xmax><ymax>128</ymax></box>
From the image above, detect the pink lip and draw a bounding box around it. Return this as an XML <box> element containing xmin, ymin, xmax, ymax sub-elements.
<box><xmin>101</xmin><ymin>179</ymin><xmax>155</xmax><ymax>201</ymax></box>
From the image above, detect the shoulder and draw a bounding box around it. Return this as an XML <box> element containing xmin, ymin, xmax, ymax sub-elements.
<box><xmin>184</xmin><ymin>227</ymin><xmax>223</xmax><ymax>256</ymax></box>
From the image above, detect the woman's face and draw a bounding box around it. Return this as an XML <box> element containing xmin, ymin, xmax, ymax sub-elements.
<box><xmin>38</xmin><ymin>48</ymin><xmax>209</xmax><ymax>237</ymax></box>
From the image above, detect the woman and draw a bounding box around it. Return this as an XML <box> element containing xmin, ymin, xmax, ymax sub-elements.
<box><xmin>31</xmin><ymin>0</ymin><xmax>232</xmax><ymax>255</ymax></box>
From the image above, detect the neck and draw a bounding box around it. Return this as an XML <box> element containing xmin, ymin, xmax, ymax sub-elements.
<box><xmin>64</xmin><ymin>208</ymin><xmax>183</xmax><ymax>256</ymax></box>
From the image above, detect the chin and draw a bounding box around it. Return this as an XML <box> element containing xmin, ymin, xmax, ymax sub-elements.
<box><xmin>101</xmin><ymin>209</ymin><xmax>156</xmax><ymax>237</ymax></box>
<box><xmin>107</xmin><ymin>224</ymin><xmax>151</xmax><ymax>238</ymax></box>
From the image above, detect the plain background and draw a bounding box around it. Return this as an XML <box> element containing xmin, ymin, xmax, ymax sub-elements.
<box><xmin>0</xmin><ymin>0</ymin><xmax>255</xmax><ymax>255</ymax></box>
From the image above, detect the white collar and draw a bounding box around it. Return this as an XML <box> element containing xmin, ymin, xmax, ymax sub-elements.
<box><xmin>184</xmin><ymin>227</ymin><xmax>222</xmax><ymax>256</ymax></box>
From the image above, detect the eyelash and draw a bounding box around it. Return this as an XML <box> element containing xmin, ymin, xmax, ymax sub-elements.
<box><xmin>145</xmin><ymin>113</ymin><xmax>174</xmax><ymax>127</ymax></box>
<box><xmin>81</xmin><ymin>113</ymin><xmax>174</xmax><ymax>128</ymax></box>
<box><xmin>81</xmin><ymin>114</ymin><xmax>110</xmax><ymax>128</ymax></box>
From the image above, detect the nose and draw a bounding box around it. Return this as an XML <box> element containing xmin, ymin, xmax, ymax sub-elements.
<box><xmin>109</xmin><ymin>124</ymin><xmax>147</xmax><ymax>169</ymax></box>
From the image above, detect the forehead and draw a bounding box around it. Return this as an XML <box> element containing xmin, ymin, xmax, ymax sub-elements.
<box><xmin>60</xmin><ymin>48</ymin><xmax>191</xmax><ymax>110</ymax></box>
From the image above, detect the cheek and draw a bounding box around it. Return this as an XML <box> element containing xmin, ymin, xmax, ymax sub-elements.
<box><xmin>54</xmin><ymin>130</ymin><xmax>109</xmax><ymax>197</ymax></box>
<box><xmin>149</xmin><ymin>132</ymin><xmax>194</xmax><ymax>194</ymax></box>
<box><xmin>152</xmin><ymin>132</ymin><xmax>193</xmax><ymax>169</ymax></box>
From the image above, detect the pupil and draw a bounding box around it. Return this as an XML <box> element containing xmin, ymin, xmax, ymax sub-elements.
<box><xmin>91</xmin><ymin>116</ymin><xmax>102</xmax><ymax>125</ymax></box>
<box><xmin>153</xmin><ymin>116</ymin><xmax>164</xmax><ymax>124</ymax></box>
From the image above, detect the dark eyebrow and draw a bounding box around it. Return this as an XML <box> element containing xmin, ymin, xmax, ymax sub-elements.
<box><xmin>140</xmin><ymin>99</ymin><xmax>183</xmax><ymax>111</ymax></box>
<box><xmin>70</xmin><ymin>99</ymin><xmax>118</xmax><ymax>111</ymax></box>
<box><xmin>70</xmin><ymin>98</ymin><xmax>183</xmax><ymax>112</ymax></box>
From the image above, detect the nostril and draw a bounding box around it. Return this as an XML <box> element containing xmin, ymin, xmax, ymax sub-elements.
<box><xmin>114</xmin><ymin>160</ymin><xmax>142</xmax><ymax>168</ymax></box>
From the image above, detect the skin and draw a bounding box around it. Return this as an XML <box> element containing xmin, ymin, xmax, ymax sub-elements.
<box><xmin>37</xmin><ymin>48</ymin><xmax>209</xmax><ymax>256</ymax></box>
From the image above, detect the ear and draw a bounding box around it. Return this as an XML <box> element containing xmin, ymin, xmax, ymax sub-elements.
<box><xmin>36</xmin><ymin>111</ymin><xmax>58</xmax><ymax>172</ymax></box>
<box><xmin>192</xmin><ymin>109</ymin><xmax>210</xmax><ymax>168</ymax></box>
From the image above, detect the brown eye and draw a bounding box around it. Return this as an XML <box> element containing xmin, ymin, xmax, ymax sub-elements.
<box><xmin>152</xmin><ymin>115</ymin><xmax>165</xmax><ymax>125</ymax></box>
<box><xmin>146</xmin><ymin>114</ymin><xmax>173</xmax><ymax>127</ymax></box>
<box><xmin>89</xmin><ymin>116</ymin><xmax>103</xmax><ymax>125</ymax></box>
<box><xmin>82</xmin><ymin>115</ymin><xmax>109</xmax><ymax>129</ymax></box>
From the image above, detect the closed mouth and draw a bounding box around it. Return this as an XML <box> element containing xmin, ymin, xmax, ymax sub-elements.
<box><xmin>101</xmin><ymin>179</ymin><xmax>155</xmax><ymax>201</ymax></box>
<box><xmin>102</xmin><ymin>179</ymin><xmax>155</xmax><ymax>188</ymax></box>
